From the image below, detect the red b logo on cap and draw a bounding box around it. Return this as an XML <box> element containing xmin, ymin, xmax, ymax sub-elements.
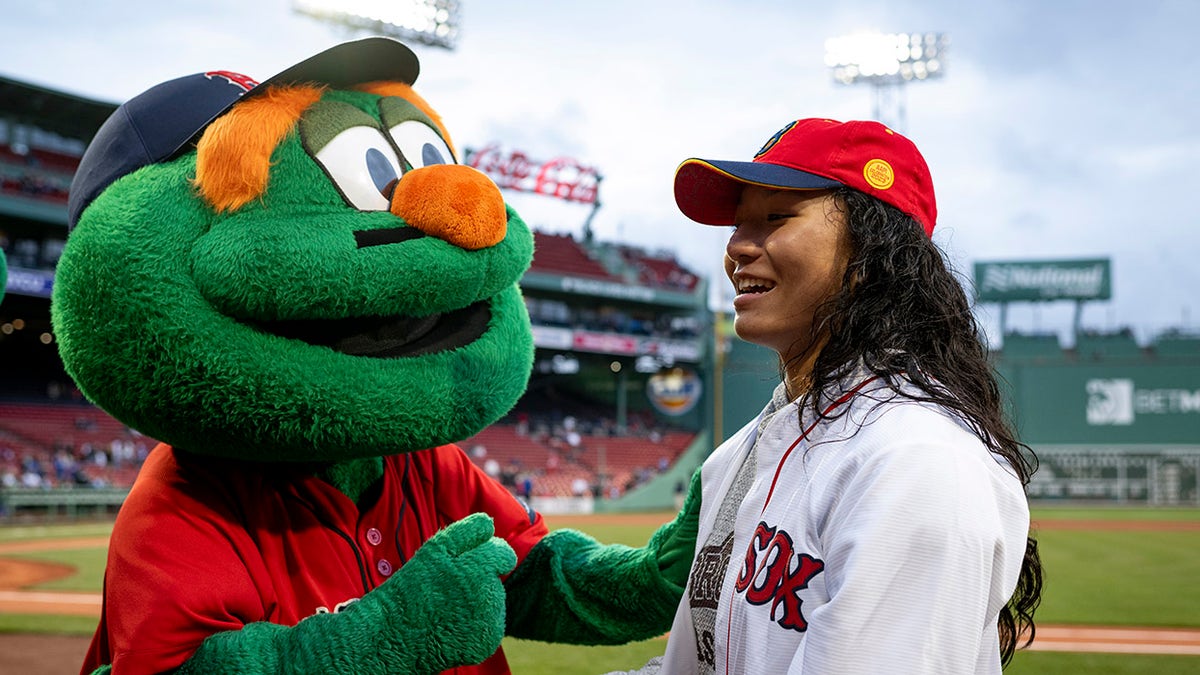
<box><xmin>204</xmin><ymin>71</ymin><xmax>260</xmax><ymax>93</ymax></box>
<box><xmin>754</xmin><ymin>121</ymin><xmax>798</xmax><ymax>159</ymax></box>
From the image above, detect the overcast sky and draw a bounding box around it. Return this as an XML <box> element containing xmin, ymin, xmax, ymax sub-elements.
<box><xmin>4</xmin><ymin>0</ymin><xmax>1198</xmax><ymax>346</ymax></box>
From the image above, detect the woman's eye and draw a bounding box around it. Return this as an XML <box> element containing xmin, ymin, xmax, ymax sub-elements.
<box><xmin>313</xmin><ymin>126</ymin><xmax>403</xmax><ymax>211</ymax></box>
<box><xmin>388</xmin><ymin>120</ymin><xmax>457</xmax><ymax>170</ymax></box>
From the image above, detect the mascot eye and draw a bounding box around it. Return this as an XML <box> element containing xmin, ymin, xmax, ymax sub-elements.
<box><xmin>389</xmin><ymin>121</ymin><xmax>457</xmax><ymax>170</ymax></box>
<box><xmin>314</xmin><ymin>126</ymin><xmax>404</xmax><ymax>211</ymax></box>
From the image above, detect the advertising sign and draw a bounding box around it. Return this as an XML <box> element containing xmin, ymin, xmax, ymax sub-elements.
<box><xmin>974</xmin><ymin>258</ymin><xmax>1111</xmax><ymax>302</ymax></box>
<box><xmin>4</xmin><ymin>266</ymin><xmax>55</xmax><ymax>298</ymax></box>
<box><xmin>996</xmin><ymin>362</ymin><xmax>1200</xmax><ymax>443</ymax></box>
<box><xmin>465</xmin><ymin>144</ymin><xmax>600</xmax><ymax>205</ymax></box>
<box><xmin>647</xmin><ymin>367</ymin><xmax>703</xmax><ymax>416</ymax></box>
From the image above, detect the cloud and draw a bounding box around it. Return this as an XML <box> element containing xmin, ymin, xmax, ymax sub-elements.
<box><xmin>2</xmin><ymin>0</ymin><xmax>1197</xmax><ymax>341</ymax></box>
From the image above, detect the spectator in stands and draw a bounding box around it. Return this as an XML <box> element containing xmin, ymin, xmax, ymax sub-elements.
<box><xmin>570</xmin><ymin>477</ymin><xmax>590</xmax><ymax>498</ymax></box>
<box><xmin>21</xmin><ymin>453</ymin><xmax>44</xmax><ymax>477</ymax></box>
<box><xmin>483</xmin><ymin>457</ymin><xmax>501</xmax><ymax>481</ymax></box>
<box><xmin>500</xmin><ymin>461</ymin><xmax>520</xmax><ymax>492</ymax></box>
<box><xmin>563</xmin><ymin>427</ymin><xmax>582</xmax><ymax>462</ymax></box>
<box><xmin>20</xmin><ymin>456</ymin><xmax>44</xmax><ymax>488</ymax></box>
<box><xmin>615</xmin><ymin>119</ymin><xmax>1043</xmax><ymax>674</ymax></box>
<box><xmin>53</xmin><ymin>449</ymin><xmax>77</xmax><ymax>483</ymax></box>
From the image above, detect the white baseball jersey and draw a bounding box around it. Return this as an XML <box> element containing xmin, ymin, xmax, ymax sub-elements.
<box><xmin>656</xmin><ymin>373</ymin><xmax>1030</xmax><ymax>675</ymax></box>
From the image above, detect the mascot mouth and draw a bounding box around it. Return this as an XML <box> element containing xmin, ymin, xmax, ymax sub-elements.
<box><xmin>249</xmin><ymin>301</ymin><xmax>491</xmax><ymax>358</ymax></box>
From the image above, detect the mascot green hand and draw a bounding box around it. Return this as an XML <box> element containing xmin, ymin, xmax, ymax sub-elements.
<box><xmin>54</xmin><ymin>38</ymin><xmax>698</xmax><ymax>675</ymax></box>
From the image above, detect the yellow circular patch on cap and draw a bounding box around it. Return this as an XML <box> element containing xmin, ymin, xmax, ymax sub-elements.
<box><xmin>863</xmin><ymin>159</ymin><xmax>894</xmax><ymax>190</ymax></box>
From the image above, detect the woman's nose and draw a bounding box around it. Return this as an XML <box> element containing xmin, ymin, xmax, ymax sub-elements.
<box><xmin>389</xmin><ymin>164</ymin><xmax>507</xmax><ymax>250</ymax></box>
<box><xmin>726</xmin><ymin>226</ymin><xmax>759</xmax><ymax>262</ymax></box>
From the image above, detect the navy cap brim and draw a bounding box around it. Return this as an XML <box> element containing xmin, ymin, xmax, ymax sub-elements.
<box><xmin>177</xmin><ymin>37</ymin><xmax>422</xmax><ymax>161</ymax></box>
<box><xmin>254</xmin><ymin>36</ymin><xmax>419</xmax><ymax>103</ymax></box>
<box><xmin>673</xmin><ymin>158</ymin><xmax>843</xmax><ymax>225</ymax></box>
<box><xmin>172</xmin><ymin>37</ymin><xmax>420</xmax><ymax>164</ymax></box>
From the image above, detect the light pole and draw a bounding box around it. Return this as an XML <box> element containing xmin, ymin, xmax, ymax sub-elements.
<box><xmin>293</xmin><ymin>0</ymin><xmax>462</xmax><ymax>50</ymax></box>
<box><xmin>824</xmin><ymin>32</ymin><xmax>947</xmax><ymax>131</ymax></box>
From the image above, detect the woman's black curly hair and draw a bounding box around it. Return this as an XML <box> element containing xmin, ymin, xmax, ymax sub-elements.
<box><xmin>783</xmin><ymin>186</ymin><xmax>1043</xmax><ymax>666</ymax></box>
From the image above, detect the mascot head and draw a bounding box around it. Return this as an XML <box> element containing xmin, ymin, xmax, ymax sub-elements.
<box><xmin>52</xmin><ymin>38</ymin><xmax>535</xmax><ymax>462</ymax></box>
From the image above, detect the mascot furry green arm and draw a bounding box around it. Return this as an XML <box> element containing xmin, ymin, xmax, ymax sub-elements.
<box><xmin>52</xmin><ymin>38</ymin><xmax>700</xmax><ymax>675</ymax></box>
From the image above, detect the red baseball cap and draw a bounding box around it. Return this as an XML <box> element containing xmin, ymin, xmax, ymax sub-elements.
<box><xmin>673</xmin><ymin>118</ymin><xmax>937</xmax><ymax>236</ymax></box>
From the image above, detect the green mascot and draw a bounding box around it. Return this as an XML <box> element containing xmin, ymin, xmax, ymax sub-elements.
<box><xmin>53</xmin><ymin>38</ymin><xmax>699</xmax><ymax>675</ymax></box>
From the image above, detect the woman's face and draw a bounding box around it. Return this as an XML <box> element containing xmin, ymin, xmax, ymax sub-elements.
<box><xmin>724</xmin><ymin>186</ymin><xmax>853</xmax><ymax>365</ymax></box>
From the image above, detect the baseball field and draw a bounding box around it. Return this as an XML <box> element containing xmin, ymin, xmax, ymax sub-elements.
<box><xmin>1</xmin><ymin>506</ymin><xmax>1198</xmax><ymax>674</ymax></box>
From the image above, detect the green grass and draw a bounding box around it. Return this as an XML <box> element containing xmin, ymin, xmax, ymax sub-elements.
<box><xmin>0</xmin><ymin>613</ymin><xmax>99</xmax><ymax>635</ymax></box>
<box><xmin>542</xmin><ymin>515</ymin><xmax>665</xmax><ymax>547</ymax></box>
<box><xmin>0</xmin><ymin>521</ymin><xmax>113</xmax><ymax>543</ymax></box>
<box><xmin>1007</xmin><ymin>650</ymin><xmax>1200</xmax><ymax>675</ymax></box>
<box><xmin>5</xmin><ymin>547</ymin><xmax>108</xmax><ymax>592</ymax></box>
<box><xmin>2</xmin><ymin>508</ymin><xmax>1200</xmax><ymax>674</ymax></box>
<box><xmin>1032</xmin><ymin>506</ymin><xmax>1200</xmax><ymax>522</ymax></box>
<box><xmin>1032</xmin><ymin>528</ymin><xmax>1200</xmax><ymax>626</ymax></box>
<box><xmin>503</xmin><ymin>636</ymin><xmax>665</xmax><ymax>674</ymax></box>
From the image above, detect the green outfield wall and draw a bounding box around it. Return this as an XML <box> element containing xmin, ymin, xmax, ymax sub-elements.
<box><xmin>996</xmin><ymin>357</ymin><xmax>1200</xmax><ymax>505</ymax></box>
<box><xmin>1027</xmin><ymin>444</ymin><xmax>1200</xmax><ymax>505</ymax></box>
<box><xmin>995</xmin><ymin>362</ymin><xmax>1200</xmax><ymax>445</ymax></box>
<box><xmin>686</xmin><ymin>337</ymin><xmax>1200</xmax><ymax>507</ymax></box>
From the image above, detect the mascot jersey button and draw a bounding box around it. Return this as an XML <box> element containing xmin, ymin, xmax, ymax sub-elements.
<box><xmin>377</xmin><ymin>559</ymin><xmax>393</xmax><ymax>576</ymax></box>
<box><xmin>366</xmin><ymin>528</ymin><xmax>383</xmax><ymax>546</ymax></box>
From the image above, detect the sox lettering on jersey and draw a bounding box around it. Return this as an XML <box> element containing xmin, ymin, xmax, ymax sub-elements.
<box><xmin>734</xmin><ymin>521</ymin><xmax>824</xmax><ymax>632</ymax></box>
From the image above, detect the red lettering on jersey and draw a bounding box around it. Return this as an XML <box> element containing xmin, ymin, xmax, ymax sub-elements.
<box><xmin>735</xmin><ymin>521</ymin><xmax>824</xmax><ymax>632</ymax></box>
<box><xmin>204</xmin><ymin>70</ymin><xmax>260</xmax><ymax>92</ymax></box>
<box><xmin>736</xmin><ymin>521</ymin><xmax>774</xmax><ymax>593</ymax></box>
<box><xmin>772</xmin><ymin>554</ymin><xmax>824</xmax><ymax>631</ymax></box>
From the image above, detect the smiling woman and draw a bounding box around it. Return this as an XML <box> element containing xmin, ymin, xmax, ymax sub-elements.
<box><xmin>722</xmin><ymin>187</ymin><xmax>852</xmax><ymax>388</ymax></box>
<box><xmin>609</xmin><ymin>118</ymin><xmax>1044</xmax><ymax>675</ymax></box>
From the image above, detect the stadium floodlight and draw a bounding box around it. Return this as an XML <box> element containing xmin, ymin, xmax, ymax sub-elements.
<box><xmin>825</xmin><ymin>32</ymin><xmax>947</xmax><ymax>85</ymax></box>
<box><xmin>824</xmin><ymin>31</ymin><xmax>947</xmax><ymax>130</ymax></box>
<box><xmin>293</xmin><ymin>0</ymin><xmax>461</xmax><ymax>50</ymax></box>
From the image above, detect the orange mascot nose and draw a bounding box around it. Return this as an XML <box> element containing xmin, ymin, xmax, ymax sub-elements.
<box><xmin>389</xmin><ymin>164</ymin><xmax>507</xmax><ymax>250</ymax></box>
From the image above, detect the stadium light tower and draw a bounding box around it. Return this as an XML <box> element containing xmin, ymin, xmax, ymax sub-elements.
<box><xmin>824</xmin><ymin>32</ymin><xmax>947</xmax><ymax>131</ymax></box>
<box><xmin>293</xmin><ymin>0</ymin><xmax>461</xmax><ymax>50</ymax></box>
